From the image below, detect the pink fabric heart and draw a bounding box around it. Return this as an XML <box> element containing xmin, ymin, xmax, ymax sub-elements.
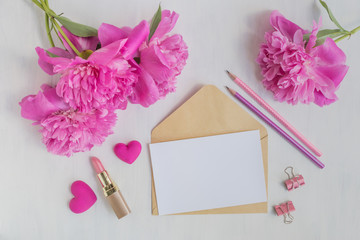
<box><xmin>114</xmin><ymin>140</ymin><xmax>142</xmax><ymax>164</ymax></box>
<box><xmin>69</xmin><ymin>180</ymin><xmax>97</xmax><ymax>214</ymax></box>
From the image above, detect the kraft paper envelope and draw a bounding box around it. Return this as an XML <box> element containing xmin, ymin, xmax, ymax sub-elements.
<box><xmin>151</xmin><ymin>85</ymin><xmax>268</xmax><ymax>215</ymax></box>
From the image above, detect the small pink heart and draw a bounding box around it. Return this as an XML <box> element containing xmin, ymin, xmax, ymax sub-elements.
<box><xmin>114</xmin><ymin>140</ymin><xmax>142</xmax><ymax>164</ymax></box>
<box><xmin>69</xmin><ymin>180</ymin><xmax>97</xmax><ymax>214</ymax></box>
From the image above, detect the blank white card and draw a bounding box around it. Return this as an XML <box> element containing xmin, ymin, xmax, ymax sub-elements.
<box><xmin>149</xmin><ymin>130</ymin><xmax>267</xmax><ymax>215</ymax></box>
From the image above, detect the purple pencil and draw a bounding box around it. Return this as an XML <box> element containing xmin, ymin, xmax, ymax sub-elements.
<box><xmin>226</xmin><ymin>86</ymin><xmax>325</xmax><ymax>169</ymax></box>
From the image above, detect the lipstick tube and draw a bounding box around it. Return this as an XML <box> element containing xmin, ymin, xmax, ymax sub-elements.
<box><xmin>91</xmin><ymin>157</ymin><xmax>131</xmax><ymax>219</ymax></box>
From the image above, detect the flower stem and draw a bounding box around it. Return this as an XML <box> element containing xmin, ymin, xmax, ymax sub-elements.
<box><xmin>35</xmin><ymin>0</ymin><xmax>81</xmax><ymax>56</ymax></box>
<box><xmin>31</xmin><ymin>0</ymin><xmax>44</xmax><ymax>11</ymax></box>
<box><xmin>51</xmin><ymin>19</ymin><xmax>81</xmax><ymax>56</ymax></box>
<box><xmin>45</xmin><ymin>16</ymin><xmax>55</xmax><ymax>47</ymax></box>
<box><xmin>335</xmin><ymin>25</ymin><xmax>360</xmax><ymax>42</ymax></box>
<box><xmin>45</xmin><ymin>17</ymin><xmax>55</xmax><ymax>47</ymax></box>
<box><xmin>32</xmin><ymin>0</ymin><xmax>54</xmax><ymax>47</ymax></box>
<box><xmin>43</xmin><ymin>0</ymin><xmax>55</xmax><ymax>47</ymax></box>
<box><xmin>39</xmin><ymin>0</ymin><xmax>55</xmax><ymax>17</ymax></box>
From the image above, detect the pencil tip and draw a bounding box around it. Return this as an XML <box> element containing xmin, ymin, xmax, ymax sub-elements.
<box><xmin>225</xmin><ymin>70</ymin><xmax>235</xmax><ymax>80</ymax></box>
<box><xmin>225</xmin><ymin>86</ymin><xmax>235</xmax><ymax>95</ymax></box>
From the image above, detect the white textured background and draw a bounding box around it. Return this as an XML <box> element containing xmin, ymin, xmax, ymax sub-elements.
<box><xmin>1</xmin><ymin>0</ymin><xmax>360</xmax><ymax>239</ymax></box>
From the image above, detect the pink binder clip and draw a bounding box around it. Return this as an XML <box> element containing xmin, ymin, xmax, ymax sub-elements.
<box><xmin>284</xmin><ymin>166</ymin><xmax>305</xmax><ymax>191</ymax></box>
<box><xmin>275</xmin><ymin>201</ymin><xmax>295</xmax><ymax>224</ymax></box>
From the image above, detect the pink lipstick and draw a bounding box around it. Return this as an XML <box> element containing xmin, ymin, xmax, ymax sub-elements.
<box><xmin>91</xmin><ymin>157</ymin><xmax>131</xmax><ymax>219</ymax></box>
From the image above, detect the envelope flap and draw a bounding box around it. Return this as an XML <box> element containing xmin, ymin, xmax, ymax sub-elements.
<box><xmin>152</xmin><ymin>85</ymin><xmax>267</xmax><ymax>143</ymax></box>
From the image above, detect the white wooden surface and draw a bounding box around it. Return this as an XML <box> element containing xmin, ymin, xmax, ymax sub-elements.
<box><xmin>1</xmin><ymin>0</ymin><xmax>360</xmax><ymax>239</ymax></box>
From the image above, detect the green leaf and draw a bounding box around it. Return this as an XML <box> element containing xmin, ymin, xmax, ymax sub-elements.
<box><xmin>319</xmin><ymin>0</ymin><xmax>347</xmax><ymax>32</ymax></box>
<box><xmin>148</xmin><ymin>5</ymin><xmax>162</xmax><ymax>41</ymax></box>
<box><xmin>303</xmin><ymin>29</ymin><xmax>347</xmax><ymax>47</ymax></box>
<box><xmin>315</xmin><ymin>29</ymin><xmax>345</xmax><ymax>45</ymax></box>
<box><xmin>303</xmin><ymin>33</ymin><xmax>311</xmax><ymax>42</ymax></box>
<box><xmin>53</xmin><ymin>15</ymin><xmax>98</xmax><ymax>37</ymax></box>
<box><xmin>45</xmin><ymin>50</ymin><xmax>60</xmax><ymax>58</ymax></box>
<box><xmin>316</xmin><ymin>29</ymin><xmax>342</xmax><ymax>38</ymax></box>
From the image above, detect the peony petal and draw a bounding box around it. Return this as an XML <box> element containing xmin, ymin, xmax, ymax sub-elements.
<box><xmin>293</xmin><ymin>29</ymin><xmax>304</xmax><ymax>45</ymax></box>
<box><xmin>53</xmin><ymin>56</ymin><xmax>88</xmax><ymax>74</ymax></box>
<box><xmin>40</xmin><ymin>84</ymin><xmax>70</xmax><ymax>110</ymax></box>
<box><xmin>128</xmin><ymin>61</ymin><xmax>159</xmax><ymax>107</ymax></box>
<box><xmin>270</xmin><ymin>10</ymin><xmax>307</xmax><ymax>41</ymax></box>
<box><xmin>314</xmin><ymin>90</ymin><xmax>337</xmax><ymax>107</ymax></box>
<box><xmin>47</xmin><ymin>47</ymin><xmax>73</xmax><ymax>58</ymax></box>
<box><xmin>140</xmin><ymin>44</ymin><xmax>174</xmax><ymax>83</ymax></box>
<box><xmin>98</xmin><ymin>23</ymin><xmax>130</xmax><ymax>47</ymax></box>
<box><xmin>311</xmin><ymin>38</ymin><xmax>347</xmax><ymax>65</ymax></box>
<box><xmin>313</xmin><ymin>64</ymin><xmax>349</xmax><ymax>88</ymax></box>
<box><xmin>107</xmin><ymin>57</ymin><xmax>131</xmax><ymax>73</ymax></box>
<box><xmin>60</xmin><ymin>27</ymin><xmax>99</xmax><ymax>56</ymax></box>
<box><xmin>121</xmin><ymin>20</ymin><xmax>150</xmax><ymax>60</ymax></box>
<box><xmin>151</xmin><ymin>10</ymin><xmax>179</xmax><ymax>40</ymax></box>
<box><xmin>19</xmin><ymin>84</ymin><xmax>69</xmax><ymax>122</ymax></box>
<box><xmin>88</xmin><ymin>39</ymin><xmax>126</xmax><ymax>65</ymax></box>
<box><xmin>305</xmin><ymin>20</ymin><xmax>320</xmax><ymax>52</ymax></box>
<box><xmin>36</xmin><ymin>47</ymin><xmax>72</xmax><ymax>75</ymax></box>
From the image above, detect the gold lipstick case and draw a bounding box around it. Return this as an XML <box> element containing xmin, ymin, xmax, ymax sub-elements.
<box><xmin>97</xmin><ymin>171</ymin><xmax>131</xmax><ymax>219</ymax></box>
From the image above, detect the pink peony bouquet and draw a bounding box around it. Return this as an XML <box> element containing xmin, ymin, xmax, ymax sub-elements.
<box><xmin>257</xmin><ymin>0</ymin><xmax>359</xmax><ymax>106</ymax></box>
<box><xmin>20</xmin><ymin>1</ymin><xmax>188</xmax><ymax>156</ymax></box>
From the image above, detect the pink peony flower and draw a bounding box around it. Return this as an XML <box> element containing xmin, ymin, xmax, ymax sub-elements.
<box><xmin>139</xmin><ymin>10</ymin><xmax>188</xmax><ymax>99</ymax></box>
<box><xmin>54</xmin><ymin>54</ymin><xmax>136</xmax><ymax>112</ymax></box>
<box><xmin>36</xmin><ymin>21</ymin><xmax>150</xmax><ymax>111</ymax></box>
<box><xmin>97</xmin><ymin>10</ymin><xmax>188</xmax><ymax>107</ymax></box>
<box><xmin>257</xmin><ymin>11</ymin><xmax>348</xmax><ymax>106</ymax></box>
<box><xmin>97</xmin><ymin>23</ymin><xmax>159</xmax><ymax>107</ymax></box>
<box><xmin>19</xmin><ymin>84</ymin><xmax>117</xmax><ymax>156</ymax></box>
<box><xmin>40</xmin><ymin>108</ymin><xmax>116</xmax><ymax>157</ymax></box>
<box><xmin>126</xmin><ymin>62</ymin><xmax>160</xmax><ymax>107</ymax></box>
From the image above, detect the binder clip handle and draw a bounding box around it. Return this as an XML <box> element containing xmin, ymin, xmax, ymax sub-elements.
<box><xmin>284</xmin><ymin>166</ymin><xmax>305</xmax><ymax>191</ymax></box>
<box><xmin>275</xmin><ymin>201</ymin><xmax>295</xmax><ymax>224</ymax></box>
<box><xmin>283</xmin><ymin>212</ymin><xmax>294</xmax><ymax>224</ymax></box>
